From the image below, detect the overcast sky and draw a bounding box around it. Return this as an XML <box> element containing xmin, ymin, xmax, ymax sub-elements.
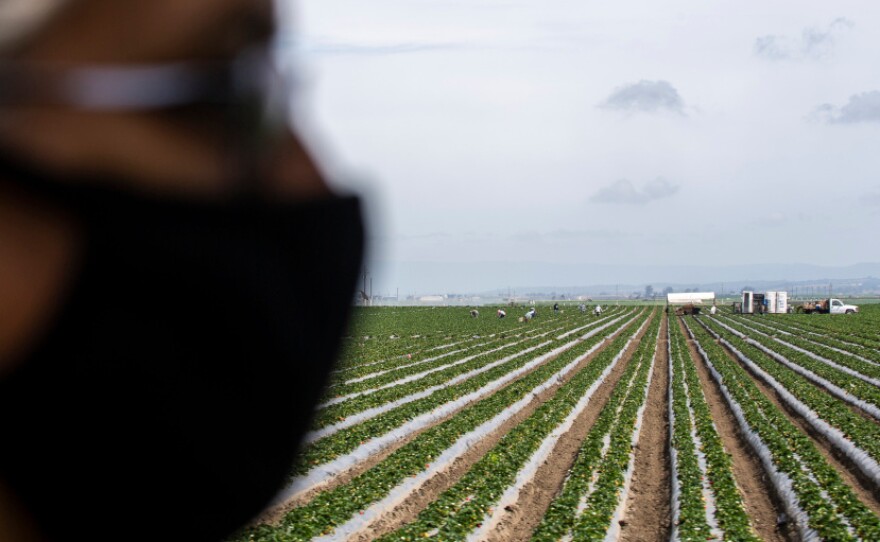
<box><xmin>276</xmin><ymin>0</ymin><xmax>880</xmax><ymax>294</ymax></box>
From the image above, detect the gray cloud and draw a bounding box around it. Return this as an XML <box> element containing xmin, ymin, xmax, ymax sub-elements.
<box><xmin>599</xmin><ymin>80</ymin><xmax>685</xmax><ymax>114</ymax></box>
<box><xmin>755</xmin><ymin>18</ymin><xmax>853</xmax><ymax>61</ymax></box>
<box><xmin>754</xmin><ymin>35</ymin><xmax>791</xmax><ymax>61</ymax></box>
<box><xmin>813</xmin><ymin>91</ymin><xmax>880</xmax><ymax>124</ymax></box>
<box><xmin>590</xmin><ymin>178</ymin><xmax>679</xmax><ymax>205</ymax></box>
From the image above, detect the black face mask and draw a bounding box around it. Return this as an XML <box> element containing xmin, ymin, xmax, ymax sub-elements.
<box><xmin>0</xmin><ymin>154</ymin><xmax>364</xmax><ymax>541</ymax></box>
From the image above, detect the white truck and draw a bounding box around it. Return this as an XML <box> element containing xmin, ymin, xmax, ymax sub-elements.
<box><xmin>798</xmin><ymin>298</ymin><xmax>859</xmax><ymax>315</ymax></box>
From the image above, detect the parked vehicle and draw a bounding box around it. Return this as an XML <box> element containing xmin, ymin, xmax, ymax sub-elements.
<box><xmin>674</xmin><ymin>303</ymin><xmax>701</xmax><ymax>316</ymax></box>
<box><xmin>797</xmin><ymin>298</ymin><xmax>859</xmax><ymax>314</ymax></box>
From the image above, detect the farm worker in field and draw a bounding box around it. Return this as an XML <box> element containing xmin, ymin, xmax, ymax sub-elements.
<box><xmin>525</xmin><ymin>308</ymin><xmax>537</xmax><ymax>321</ymax></box>
<box><xmin>579</xmin><ymin>303</ymin><xmax>586</xmax><ymax>313</ymax></box>
<box><xmin>710</xmin><ymin>305</ymin><xmax>717</xmax><ymax>316</ymax></box>
<box><xmin>497</xmin><ymin>309</ymin><xmax>506</xmax><ymax>318</ymax></box>
<box><xmin>595</xmin><ymin>304</ymin><xmax>603</xmax><ymax>316</ymax></box>
<box><xmin>0</xmin><ymin>1</ymin><xmax>364</xmax><ymax>541</ymax></box>
<box><xmin>470</xmin><ymin>309</ymin><xmax>479</xmax><ymax>318</ymax></box>
<box><xmin>553</xmin><ymin>302</ymin><xmax>559</xmax><ymax>314</ymax></box>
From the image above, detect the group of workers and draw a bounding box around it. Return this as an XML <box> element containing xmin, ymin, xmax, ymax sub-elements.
<box><xmin>475</xmin><ymin>303</ymin><xmax>604</xmax><ymax>321</ymax></box>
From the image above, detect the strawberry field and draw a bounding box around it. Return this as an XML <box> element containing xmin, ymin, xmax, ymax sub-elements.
<box><xmin>232</xmin><ymin>303</ymin><xmax>880</xmax><ymax>541</ymax></box>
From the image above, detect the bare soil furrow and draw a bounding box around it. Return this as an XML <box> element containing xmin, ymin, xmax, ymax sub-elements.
<box><xmin>619</xmin><ymin>313</ymin><xmax>671</xmax><ymax>542</ymax></box>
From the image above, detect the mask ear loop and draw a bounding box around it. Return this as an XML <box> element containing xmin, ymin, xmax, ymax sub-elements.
<box><xmin>0</xmin><ymin>51</ymin><xmax>290</xmax><ymax>198</ymax></box>
<box><xmin>0</xmin><ymin>60</ymin><xmax>217</xmax><ymax>110</ymax></box>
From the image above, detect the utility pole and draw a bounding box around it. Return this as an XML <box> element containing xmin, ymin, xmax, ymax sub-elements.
<box><xmin>362</xmin><ymin>268</ymin><xmax>369</xmax><ymax>306</ymax></box>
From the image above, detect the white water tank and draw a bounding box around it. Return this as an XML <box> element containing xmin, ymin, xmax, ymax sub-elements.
<box><xmin>765</xmin><ymin>291</ymin><xmax>788</xmax><ymax>314</ymax></box>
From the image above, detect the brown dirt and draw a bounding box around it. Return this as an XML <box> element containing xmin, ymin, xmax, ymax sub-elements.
<box><xmin>351</xmin><ymin>311</ymin><xmax>652</xmax><ymax>542</ymax></box>
<box><xmin>679</xmin><ymin>317</ymin><xmax>794</xmax><ymax>542</ymax></box>
<box><xmin>706</xmin><ymin>319</ymin><xmax>880</xmax><ymax>516</ymax></box>
<box><xmin>618</xmin><ymin>313</ymin><xmax>671</xmax><ymax>542</ymax></box>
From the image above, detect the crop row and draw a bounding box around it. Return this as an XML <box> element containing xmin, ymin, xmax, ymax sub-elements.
<box><xmin>700</xmin><ymin>317</ymin><xmax>880</xmax><ymax>468</ymax></box>
<box><xmin>292</xmin><ymin>313</ymin><xmax>634</xmax><ymax>481</ymax></box>
<box><xmin>317</xmin><ymin>329</ymin><xmax>557</xmax><ymax>420</ymax></box>
<box><xmin>778</xmin><ymin>311</ymin><xmax>880</xmax><ymax>348</ymax></box>
<box><xmin>233</xmin><ymin>310</ymin><xmax>651</xmax><ymax>541</ymax></box>
<box><xmin>304</xmin><ymin>339</ymin><xmax>555</xmax><ymax>448</ymax></box>
<box><xmin>741</xmin><ymin>312</ymin><xmax>880</xmax><ymax>355</ymax></box>
<box><xmin>726</xmin><ymin>314</ymin><xmax>880</xmax><ymax>386</ymax></box>
<box><xmin>333</xmin><ymin>307</ymin><xmax>627</xmax><ymax>387</ymax></box>
<box><xmin>711</xmin><ymin>317</ymin><xmax>880</xmax><ymax>417</ymax></box>
<box><xmin>335</xmin><ymin>306</ymin><xmax>569</xmax><ymax>373</ymax></box>
<box><xmin>373</xmin><ymin>312</ymin><xmax>657</xmax><ymax>542</ymax></box>
<box><xmin>685</xmin><ymin>317</ymin><xmax>880</xmax><ymax>540</ymax></box>
<box><xmin>332</xmin><ymin>313</ymin><xmax>569</xmax><ymax>383</ymax></box>
<box><xmin>569</xmin><ymin>313</ymin><xmax>659</xmax><ymax>542</ymax></box>
<box><xmin>724</xmin><ymin>315</ymin><xmax>880</xmax><ymax>377</ymax></box>
<box><xmin>328</xmin><ymin>316</ymin><xmax>605</xmax><ymax>399</ymax></box>
<box><xmin>315</xmin><ymin>316</ymin><xmax>618</xmax><ymax>426</ymax></box>
<box><xmin>527</xmin><ymin>312</ymin><xmax>660</xmax><ymax>541</ymax></box>
<box><xmin>723</xmin><ymin>314</ymin><xmax>880</xmax><ymax>367</ymax></box>
<box><xmin>668</xmin><ymin>318</ymin><xmax>758</xmax><ymax>541</ymax></box>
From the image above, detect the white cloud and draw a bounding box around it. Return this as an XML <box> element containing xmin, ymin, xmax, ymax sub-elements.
<box><xmin>755</xmin><ymin>18</ymin><xmax>853</xmax><ymax>61</ymax></box>
<box><xmin>590</xmin><ymin>178</ymin><xmax>679</xmax><ymax>205</ymax></box>
<box><xmin>599</xmin><ymin>80</ymin><xmax>685</xmax><ymax>114</ymax></box>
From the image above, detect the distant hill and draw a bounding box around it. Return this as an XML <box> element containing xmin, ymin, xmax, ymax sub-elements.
<box><xmin>373</xmin><ymin>261</ymin><xmax>880</xmax><ymax>296</ymax></box>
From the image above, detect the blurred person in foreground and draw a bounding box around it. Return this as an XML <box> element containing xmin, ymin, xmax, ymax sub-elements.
<box><xmin>0</xmin><ymin>0</ymin><xmax>364</xmax><ymax>540</ymax></box>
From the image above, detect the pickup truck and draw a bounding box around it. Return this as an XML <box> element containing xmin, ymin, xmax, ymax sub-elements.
<box><xmin>798</xmin><ymin>298</ymin><xmax>859</xmax><ymax>314</ymax></box>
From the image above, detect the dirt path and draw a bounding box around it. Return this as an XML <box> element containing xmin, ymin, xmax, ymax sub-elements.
<box><xmin>354</xmin><ymin>312</ymin><xmax>653</xmax><ymax>542</ymax></box>
<box><xmin>619</xmin><ymin>313</ymin><xmax>670</xmax><ymax>542</ymax></box>
<box><xmin>707</xmin><ymin>319</ymin><xmax>880</xmax><ymax>516</ymax></box>
<box><xmin>680</xmin><ymin>317</ymin><xmax>793</xmax><ymax>542</ymax></box>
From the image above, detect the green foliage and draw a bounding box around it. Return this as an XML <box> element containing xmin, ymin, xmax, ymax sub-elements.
<box><xmin>227</xmin><ymin>305</ymin><xmax>880</xmax><ymax>542</ymax></box>
<box><xmin>233</xmin><ymin>310</ymin><xmax>646</xmax><ymax>541</ymax></box>
<box><xmin>531</xmin><ymin>313</ymin><xmax>661</xmax><ymax>541</ymax></box>
<box><xmin>669</xmin><ymin>318</ymin><xmax>759</xmax><ymax>541</ymax></box>
<box><xmin>687</xmin><ymin>317</ymin><xmax>880</xmax><ymax>541</ymax></box>
<box><xmin>377</xmin><ymin>312</ymin><xmax>654</xmax><ymax>542</ymax></box>
<box><xmin>701</xmin><ymin>317</ymin><xmax>880</xmax><ymax>465</ymax></box>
